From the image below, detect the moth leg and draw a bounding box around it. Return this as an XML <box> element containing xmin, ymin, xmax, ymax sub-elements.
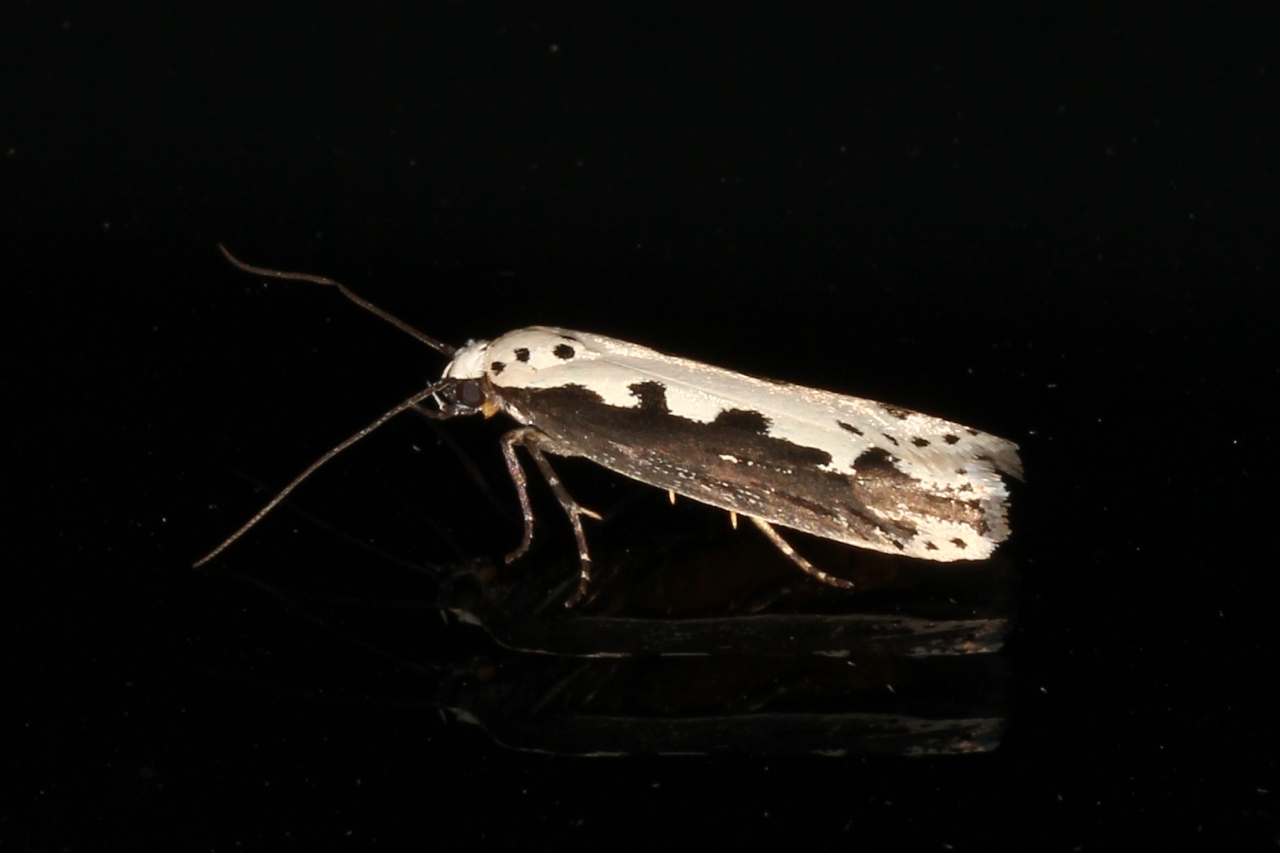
<box><xmin>500</xmin><ymin>427</ymin><xmax>603</xmax><ymax>606</ymax></box>
<box><xmin>748</xmin><ymin>517</ymin><xmax>854</xmax><ymax>590</ymax></box>
<box><xmin>499</xmin><ymin>428</ymin><xmax>540</xmax><ymax>564</ymax></box>
<box><xmin>522</xmin><ymin>440</ymin><xmax>604</xmax><ymax>607</ymax></box>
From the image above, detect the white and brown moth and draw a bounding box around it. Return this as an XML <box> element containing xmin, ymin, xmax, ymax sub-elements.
<box><xmin>197</xmin><ymin>248</ymin><xmax>1023</xmax><ymax>605</ymax></box>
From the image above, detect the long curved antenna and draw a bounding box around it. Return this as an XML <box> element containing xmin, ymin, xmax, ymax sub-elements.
<box><xmin>218</xmin><ymin>244</ymin><xmax>456</xmax><ymax>356</ymax></box>
<box><xmin>193</xmin><ymin>381</ymin><xmax>453</xmax><ymax>568</ymax></box>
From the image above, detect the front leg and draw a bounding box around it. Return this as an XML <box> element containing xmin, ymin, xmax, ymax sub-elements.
<box><xmin>499</xmin><ymin>427</ymin><xmax>603</xmax><ymax>606</ymax></box>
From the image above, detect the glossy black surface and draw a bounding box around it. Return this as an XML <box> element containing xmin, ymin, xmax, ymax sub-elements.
<box><xmin>6</xmin><ymin>4</ymin><xmax>1276</xmax><ymax>848</ymax></box>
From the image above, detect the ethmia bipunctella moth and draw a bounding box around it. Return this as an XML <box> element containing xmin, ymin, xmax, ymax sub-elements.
<box><xmin>196</xmin><ymin>247</ymin><xmax>1023</xmax><ymax>606</ymax></box>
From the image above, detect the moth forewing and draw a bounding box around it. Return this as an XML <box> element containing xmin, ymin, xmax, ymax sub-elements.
<box><xmin>456</xmin><ymin>327</ymin><xmax>1022</xmax><ymax>567</ymax></box>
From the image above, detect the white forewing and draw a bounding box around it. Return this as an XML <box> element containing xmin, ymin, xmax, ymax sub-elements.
<box><xmin>469</xmin><ymin>326</ymin><xmax>1021</xmax><ymax>490</ymax></box>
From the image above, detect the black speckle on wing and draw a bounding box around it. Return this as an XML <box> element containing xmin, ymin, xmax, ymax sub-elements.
<box><xmin>851</xmin><ymin>446</ymin><xmax>900</xmax><ymax>473</ymax></box>
<box><xmin>712</xmin><ymin>408</ymin><xmax>772</xmax><ymax>436</ymax></box>
<box><xmin>628</xmin><ymin>381</ymin><xmax>671</xmax><ymax>414</ymax></box>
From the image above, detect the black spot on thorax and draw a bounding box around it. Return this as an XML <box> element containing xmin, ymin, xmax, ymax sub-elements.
<box><xmin>837</xmin><ymin>420</ymin><xmax>864</xmax><ymax>436</ymax></box>
<box><xmin>553</xmin><ymin>343</ymin><xmax>575</xmax><ymax>360</ymax></box>
<box><xmin>490</xmin><ymin>361</ymin><xmax>506</xmax><ymax>375</ymax></box>
<box><xmin>514</xmin><ymin>347</ymin><xmax>531</xmax><ymax>363</ymax></box>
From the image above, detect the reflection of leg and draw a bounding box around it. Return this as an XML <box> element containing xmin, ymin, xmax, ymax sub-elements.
<box><xmin>500</xmin><ymin>427</ymin><xmax>602</xmax><ymax>606</ymax></box>
<box><xmin>749</xmin><ymin>517</ymin><xmax>854</xmax><ymax>589</ymax></box>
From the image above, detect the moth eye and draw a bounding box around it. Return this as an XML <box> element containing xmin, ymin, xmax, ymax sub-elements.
<box><xmin>458</xmin><ymin>379</ymin><xmax>485</xmax><ymax>408</ymax></box>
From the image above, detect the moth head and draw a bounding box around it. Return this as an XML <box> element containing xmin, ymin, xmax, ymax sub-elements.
<box><xmin>438</xmin><ymin>341</ymin><xmax>503</xmax><ymax>417</ymax></box>
<box><xmin>426</xmin><ymin>375</ymin><xmax>500</xmax><ymax>418</ymax></box>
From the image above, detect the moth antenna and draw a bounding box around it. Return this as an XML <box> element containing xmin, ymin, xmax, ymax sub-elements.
<box><xmin>193</xmin><ymin>382</ymin><xmax>451</xmax><ymax>568</ymax></box>
<box><xmin>217</xmin><ymin>244</ymin><xmax>457</xmax><ymax>356</ymax></box>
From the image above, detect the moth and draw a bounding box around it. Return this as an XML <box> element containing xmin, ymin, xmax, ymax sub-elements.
<box><xmin>197</xmin><ymin>247</ymin><xmax>1023</xmax><ymax>606</ymax></box>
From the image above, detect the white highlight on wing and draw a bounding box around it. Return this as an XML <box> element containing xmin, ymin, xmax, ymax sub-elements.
<box><xmin>460</xmin><ymin>327</ymin><xmax>1020</xmax><ymax>502</ymax></box>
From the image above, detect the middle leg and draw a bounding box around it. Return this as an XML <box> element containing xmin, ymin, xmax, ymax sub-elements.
<box><xmin>499</xmin><ymin>427</ymin><xmax>602</xmax><ymax>605</ymax></box>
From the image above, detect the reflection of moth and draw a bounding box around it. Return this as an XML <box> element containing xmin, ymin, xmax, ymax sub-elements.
<box><xmin>198</xmin><ymin>248</ymin><xmax>1022</xmax><ymax>606</ymax></box>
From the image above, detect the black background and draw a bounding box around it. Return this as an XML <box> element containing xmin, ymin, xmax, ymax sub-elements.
<box><xmin>5</xmin><ymin>3</ymin><xmax>1277</xmax><ymax>849</ymax></box>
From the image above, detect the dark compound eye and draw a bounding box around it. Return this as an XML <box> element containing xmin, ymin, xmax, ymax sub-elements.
<box><xmin>458</xmin><ymin>379</ymin><xmax>485</xmax><ymax>408</ymax></box>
